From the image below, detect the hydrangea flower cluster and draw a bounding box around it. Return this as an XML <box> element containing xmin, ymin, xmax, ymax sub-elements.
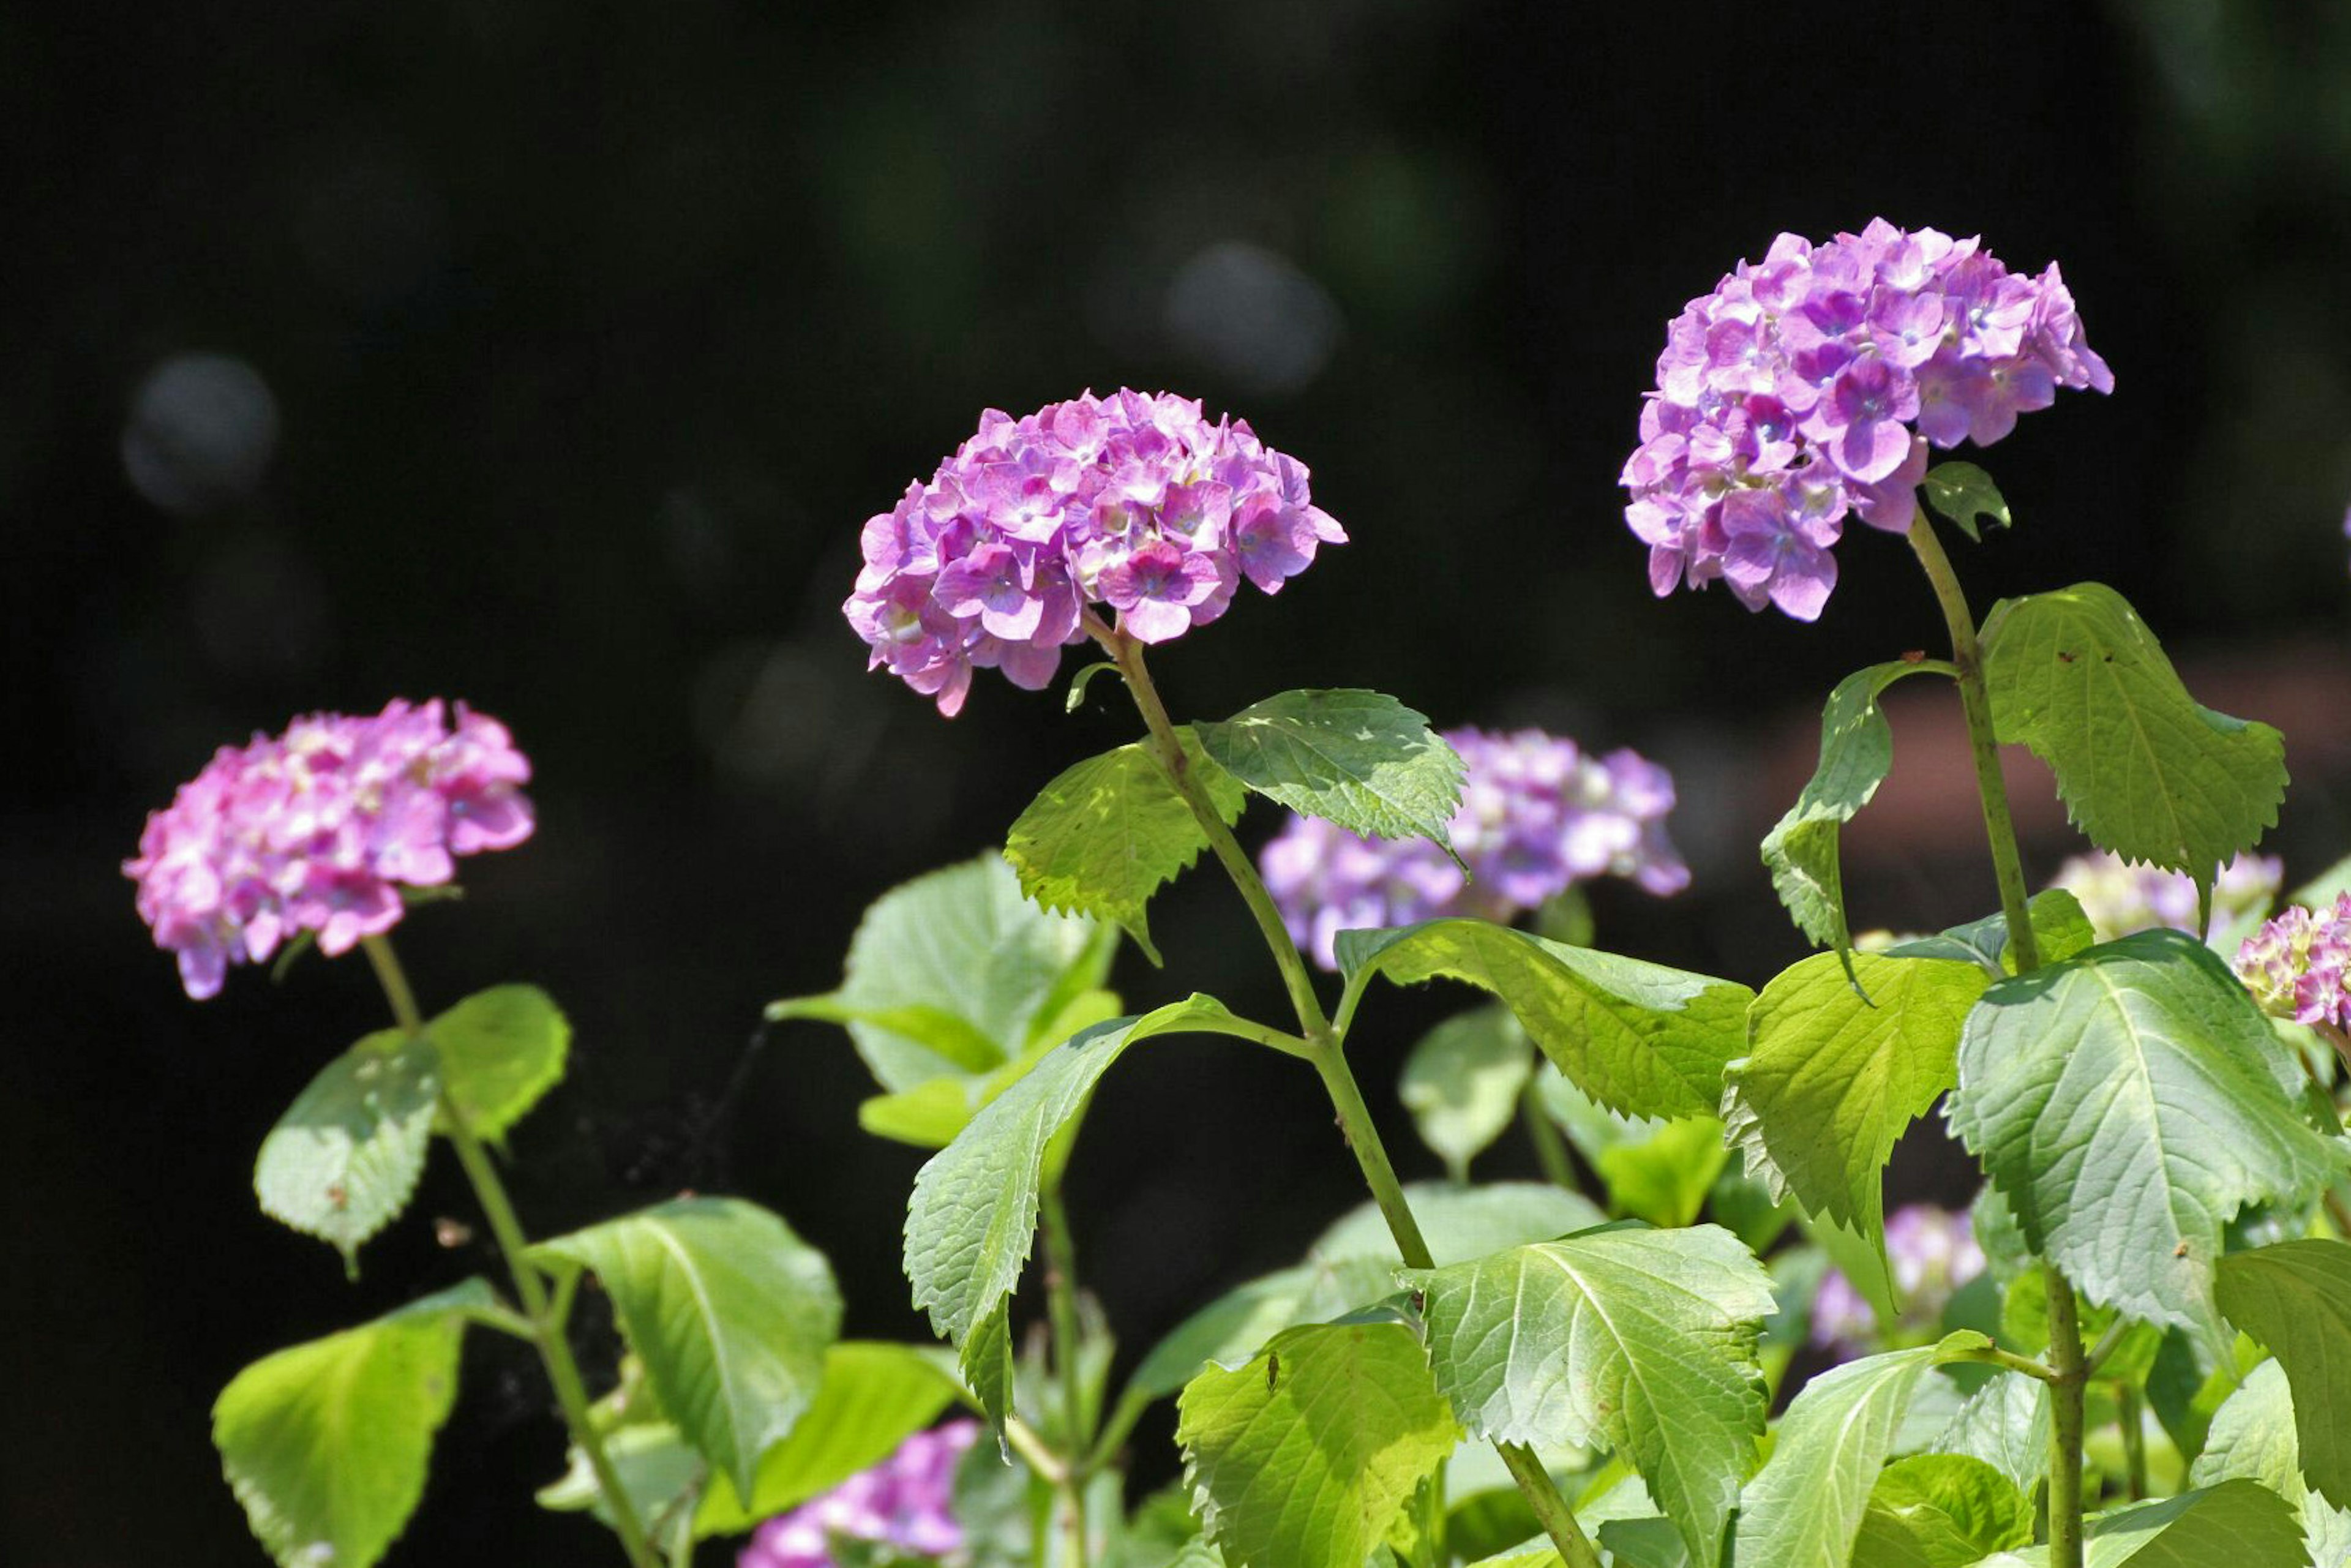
<box><xmin>2050</xmin><ymin>850</ymin><xmax>2282</xmax><ymax>943</ymax></box>
<box><xmin>847</xmin><ymin>389</ymin><xmax>1346</xmax><ymax>716</ymax></box>
<box><xmin>739</xmin><ymin>1421</ymin><xmax>978</xmax><ymax>1568</ymax></box>
<box><xmin>1622</xmin><ymin>219</ymin><xmax>2113</xmax><ymax>620</ymax></box>
<box><xmin>124</xmin><ymin>699</ymin><xmax>534</xmax><ymax>1000</ymax></box>
<box><xmin>1261</xmin><ymin>727</ymin><xmax>1689</xmax><ymax>970</ymax></box>
<box><xmin>1809</xmin><ymin>1204</ymin><xmax>1986</xmax><ymax>1359</ymax></box>
<box><xmin>2235</xmin><ymin>894</ymin><xmax>2351</xmax><ymax>1032</ymax></box>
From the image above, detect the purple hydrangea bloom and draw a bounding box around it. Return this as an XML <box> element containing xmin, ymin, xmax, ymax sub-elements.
<box><xmin>2236</xmin><ymin>894</ymin><xmax>2351</xmax><ymax>1032</ymax></box>
<box><xmin>1623</xmin><ymin>220</ymin><xmax>2113</xmax><ymax>620</ymax></box>
<box><xmin>1810</xmin><ymin>1204</ymin><xmax>1987</xmax><ymax>1359</ymax></box>
<box><xmin>740</xmin><ymin>1421</ymin><xmax>980</xmax><ymax>1568</ymax></box>
<box><xmin>123</xmin><ymin>699</ymin><xmax>533</xmax><ymax>1000</ymax></box>
<box><xmin>847</xmin><ymin>390</ymin><xmax>1345</xmax><ymax>715</ymax></box>
<box><xmin>2050</xmin><ymin>850</ymin><xmax>2284</xmax><ymax>943</ymax></box>
<box><xmin>1259</xmin><ymin>727</ymin><xmax>1689</xmax><ymax>970</ymax></box>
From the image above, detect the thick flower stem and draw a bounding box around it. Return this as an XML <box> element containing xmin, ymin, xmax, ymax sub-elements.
<box><xmin>361</xmin><ymin>936</ymin><xmax>660</xmax><ymax>1568</ymax></box>
<box><xmin>1101</xmin><ymin>631</ymin><xmax>1605</xmax><ymax>1568</ymax></box>
<box><xmin>1902</xmin><ymin>520</ymin><xmax>2085</xmax><ymax>1568</ymax></box>
<box><xmin>1039</xmin><ymin>1180</ymin><xmax>1093</xmax><ymax>1568</ymax></box>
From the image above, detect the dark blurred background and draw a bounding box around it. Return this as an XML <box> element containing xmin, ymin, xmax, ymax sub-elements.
<box><xmin>8</xmin><ymin>1</ymin><xmax>2351</xmax><ymax>1562</ymax></box>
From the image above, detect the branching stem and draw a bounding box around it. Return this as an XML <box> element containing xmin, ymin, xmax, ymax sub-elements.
<box><xmin>1902</xmin><ymin>517</ymin><xmax>2083</xmax><ymax>1568</ymax></box>
<box><xmin>1098</xmin><ymin>629</ymin><xmax>1606</xmax><ymax>1568</ymax></box>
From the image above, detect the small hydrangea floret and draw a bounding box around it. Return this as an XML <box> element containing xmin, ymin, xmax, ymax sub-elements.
<box><xmin>2050</xmin><ymin>850</ymin><xmax>2282</xmax><ymax>944</ymax></box>
<box><xmin>124</xmin><ymin>699</ymin><xmax>534</xmax><ymax>1000</ymax></box>
<box><xmin>2235</xmin><ymin>894</ymin><xmax>2351</xmax><ymax>1033</ymax></box>
<box><xmin>739</xmin><ymin>1420</ymin><xmax>978</xmax><ymax>1568</ymax></box>
<box><xmin>1260</xmin><ymin>727</ymin><xmax>1689</xmax><ymax>970</ymax></box>
<box><xmin>846</xmin><ymin>389</ymin><xmax>1346</xmax><ymax>715</ymax></box>
<box><xmin>1622</xmin><ymin>220</ymin><xmax>2113</xmax><ymax>620</ymax></box>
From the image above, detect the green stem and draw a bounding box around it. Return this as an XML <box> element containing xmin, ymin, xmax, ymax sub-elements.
<box><xmin>1520</xmin><ymin>1079</ymin><xmax>1578</xmax><ymax>1191</ymax></box>
<box><xmin>361</xmin><ymin>936</ymin><xmax>661</xmax><ymax>1568</ymax></box>
<box><xmin>1946</xmin><ymin>1343</ymin><xmax>2060</xmax><ymax>1384</ymax></box>
<box><xmin>2118</xmin><ymin>1386</ymin><xmax>2148</xmax><ymax>1502</ymax></box>
<box><xmin>1902</xmin><ymin>519</ymin><xmax>2083</xmax><ymax>1567</ymax></box>
<box><xmin>1039</xmin><ymin>1180</ymin><xmax>1093</xmax><ymax>1568</ymax></box>
<box><xmin>1100</xmin><ymin>630</ymin><xmax>1605</xmax><ymax>1568</ymax></box>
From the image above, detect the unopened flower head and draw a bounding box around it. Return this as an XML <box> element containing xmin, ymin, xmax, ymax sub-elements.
<box><xmin>1810</xmin><ymin>1204</ymin><xmax>1985</xmax><ymax>1357</ymax></box>
<box><xmin>2235</xmin><ymin>894</ymin><xmax>2351</xmax><ymax>1032</ymax></box>
<box><xmin>740</xmin><ymin>1420</ymin><xmax>979</xmax><ymax>1568</ymax></box>
<box><xmin>846</xmin><ymin>389</ymin><xmax>1346</xmax><ymax>715</ymax></box>
<box><xmin>1622</xmin><ymin>219</ymin><xmax>2112</xmax><ymax>620</ymax></box>
<box><xmin>124</xmin><ymin>699</ymin><xmax>533</xmax><ymax>1000</ymax></box>
<box><xmin>1260</xmin><ymin>727</ymin><xmax>1689</xmax><ymax>970</ymax></box>
<box><xmin>2050</xmin><ymin>850</ymin><xmax>2282</xmax><ymax>943</ymax></box>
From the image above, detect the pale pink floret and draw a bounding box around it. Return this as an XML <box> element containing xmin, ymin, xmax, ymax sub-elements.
<box><xmin>124</xmin><ymin>699</ymin><xmax>535</xmax><ymax>999</ymax></box>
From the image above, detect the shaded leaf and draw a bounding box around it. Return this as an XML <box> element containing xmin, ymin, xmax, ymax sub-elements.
<box><xmin>1177</xmin><ymin>1319</ymin><xmax>1460</xmax><ymax>1568</ymax></box>
<box><xmin>1928</xmin><ymin>1371</ymin><xmax>2051</xmax><ymax>1498</ymax></box>
<box><xmin>1886</xmin><ymin>889</ymin><xmax>2098</xmax><ymax>977</ymax></box>
<box><xmin>2192</xmin><ymin>1357</ymin><xmax>2351</xmax><ymax>1567</ymax></box>
<box><xmin>1337</xmin><ymin>920</ymin><xmax>1751</xmax><ymax>1121</ymax></box>
<box><xmin>1981</xmin><ymin>583</ymin><xmax>2287</xmax><ymax>899</ymax></box>
<box><xmin>1921</xmin><ymin>462</ymin><xmax>2012</xmax><ymax>541</ymax></box>
<box><xmin>1724</xmin><ymin>951</ymin><xmax>1987</xmax><ymax>1281</ymax></box>
<box><xmin>1400</xmin><ymin>1006</ymin><xmax>1535</xmax><ymax>1180</ymax></box>
<box><xmin>427</xmin><ymin>983</ymin><xmax>568</xmax><ymax>1143</ymax></box>
<box><xmin>1761</xmin><ymin>662</ymin><xmax>1944</xmax><ymax>952</ymax></box>
<box><xmin>1731</xmin><ymin>1334</ymin><xmax>1990</xmax><ymax>1568</ymax></box>
<box><xmin>2072</xmin><ymin>1479</ymin><xmax>2306</xmax><ymax>1568</ymax></box>
<box><xmin>2216</xmin><ymin>1239</ymin><xmax>2351</xmax><ymax>1508</ymax></box>
<box><xmin>1409</xmin><ymin>1223</ymin><xmax>1773</xmax><ymax>1568</ymax></box>
<box><xmin>1946</xmin><ymin>931</ymin><xmax>2348</xmax><ymax>1329</ymax></box>
<box><xmin>254</xmin><ymin>1027</ymin><xmax>439</xmax><ymax>1269</ymax></box>
<box><xmin>1538</xmin><ymin>1071</ymin><xmax>1725</xmax><ymax>1227</ymax></box>
<box><xmin>213</xmin><ymin>1279</ymin><xmax>490</xmax><ymax>1568</ymax></box>
<box><xmin>530</xmin><ymin>1197</ymin><xmax>842</xmax><ymax>1496</ymax></box>
<box><xmin>1004</xmin><ymin>729</ymin><xmax>1243</xmax><ymax>964</ymax></box>
<box><xmin>1850</xmin><ymin>1453</ymin><xmax>2033</xmax><ymax>1567</ymax></box>
<box><xmin>1193</xmin><ymin>689</ymin><xmax>1465</xmax><ymax>847</ymax></box>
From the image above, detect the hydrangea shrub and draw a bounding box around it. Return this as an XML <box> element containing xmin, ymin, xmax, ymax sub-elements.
<box><xmin>140</xmin><ymin>229</ymin><xmax>2351</xmax><ymax>1568</ymax></box>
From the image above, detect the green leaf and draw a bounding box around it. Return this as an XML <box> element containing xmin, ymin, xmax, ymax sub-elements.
<box><xmin>1537</xmin><ymin>1072</ymin><xmax>1725</xmax><ymax>1227</ymax></box>
<box><xmin>1886</xmin><ymin>889</ymin><xmax>2099</xmax><ymax>977</ymax></box>
<box><xmin>2216</xmin><ymin>1239</ymin><xmax>2351</xmax><ymax>1508</ymax></box>
<box><xmin>1723</xmin><ymin>951</ymin><xmax>1987</xmax><ymax>1276</ymax></box>
<box><xmin>1407</xmin><ymin>1225</ymin><xmax>1774</xmax><ymax>1568</ymax></box>
<box><xmin>1921</xmin><ymin>462</ymin><xmax>2012</xmax><ymax>542</ymax></box>
<box><xmin>774</xmin><ymin>854</ymin><xmax>1112</xmax><ymax>1092</ymax></box>
<box><xmin>1946</xmin><ymin>930</ymin><xmax>2349</xmax><ymax>1329</ymax></box>
<box><xmin>426</xmin><ymin>983</ymin><xmax>568</xmax><ymax>1142</ymax></box>
<box><xmin>213</xmin><ymin>1279</ymin><xmax>490</xmax><ymax>1568</ymax></box>
<box><xmin>254</xmin><ymin>1027</ymin><xmax>440</xmax><ymax>1270</ymax></box>
<box><xmin>1193</xmin><ymin>689</ymin><xmax>1465</xmax><ymax>847</ymax></box>
<box><xmin>1177</xmin><ymin>1318</ymin><xmax>1460</xmax><ymax>1568</ymax></box>
<box><xmin>2192</xmin><ymin>1358</ymin><xmax>2351</xmax><ymax>1566</ymax></box>
<box><xmin>530</xmin><ymin>1196</ymin><xmax>842</xmax><ymax>1496</ymax></box>
<box><xmin>905</xmin><ymin>997</ymin><xmax>1240</xmax><ymax>1362</ymax></box>
<box><xmin>1310</xmin><ymin>1181</ymin><xmax>1608</xmax><ymax>1267</ymax></box>
<box><xmin>1730</xmin><ymin>1333</ymin><xmax>1989</xmax><ymax>1568</ymax></box>
<box><xmin>1337</xmin><ymin>920</ymin><xmax>1752</xmax><ymax>1121</ymax></box>
<box><xmin>1400</xmin><ymin>1006</ymin><xmax>1535</xmax><ymax>1180</ymax></box>
<box><xmin>1850</xmin><ymin>1453</ymin><xmax>2033</xmax><ymax>1567</ymax></box>
<box><xmin>1133</xmin><ymin>1182</ymin><xmax>1602</xmax><ymax>1404</ymax></box>
<box><xmin>1004</xmin><ymin>730</ymin><xmax>1243</xmax><ymax>964</ymax></box>
<box><xmin>696</xmin><ymin>1341</ymin><xmax>964</xmax><ymax>1533</ymax></box>
<box><xmin>856</xmin><ymin>987</ymin><xmax>1123</xmax><ymax>1150</ymax></box>
<box><xmin>1761</xmin><ymin>662</ymin><xmax>1946</xmax><ymax>953</ymax></box>
<box><xmin>1927</xmin><ymin>1371</ymin><xmax>2051</xmax><ymax>1497</ymax></box>
<box><xmin>1981</xmin><ymin>583</ymin><xmax>2288</xmax><ymax>897</ymax></box>
<box><xmin>2072</xmin><ymin>1479</ymin><xmax>2307</xmax><ymax>1568</ymax></box>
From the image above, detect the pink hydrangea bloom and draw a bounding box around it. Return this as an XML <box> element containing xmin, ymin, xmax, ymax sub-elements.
<box><xmin>1259</xmin><ymin>728</ymin><xmax>1689</xmax><ymax>970</ymax></box>
<box><xmin>124</xmin><ymin>699</ymin><xmax>533</xmax><ymax>999</ymax></box>
<box><xmin>1810</xmin><ymin>1204</ymin><xmax>1986</xmax><ymax>1359</ymax></box>
<box><xmin>2050</xmin><ymin>850</ymin><xmax>2282</xmax><ymax>943</ymax></box>
<box><xmin>740</xmin><ymin>1421</ymin><xmax>978</xmax><ymax>1568</ymax></box>
<box><xmin>1624</xmin><ymin>220</ymin><xmax>2112</xmax><ymax>620</ymax></box>
<box><xmin>2236</xmin><ymin>894</ymin><xmax>2351</xmax><ymax>1031</ymax></box>
<box><xmin>846</xmin><ymin>389</ymin><xmax>1346</xmax><ymax>715</ymax></box>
